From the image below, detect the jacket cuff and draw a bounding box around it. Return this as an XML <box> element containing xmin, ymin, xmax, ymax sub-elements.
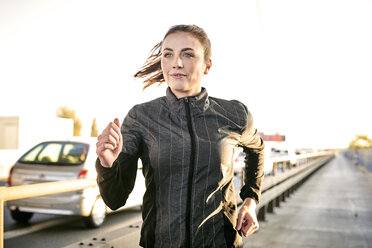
<box><xmin>239</xmin><ymin>187</ymin><xmax>260</xmax><ymax>204</ymax></box>
<box><xmin>95</xmin><ymin>157</ymin><xmax>119</xmax><ymax>176</ymax></box>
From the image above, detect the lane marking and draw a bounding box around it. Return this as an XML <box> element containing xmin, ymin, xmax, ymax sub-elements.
<box><xmin>4</xmin><ymin>216</ymin><xmax>80</xmax><ymax>240</ymax></box>
<box><xmin>5</xmin><ymin>211</ymin><xmax>142</xmax><ymax>240</ymax></box>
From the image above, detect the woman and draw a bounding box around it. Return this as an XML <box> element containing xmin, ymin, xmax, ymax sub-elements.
<box><xmin>96</xmin><ymin>24</ymin><xmax>264</xmax><ymax>248</ymax></box>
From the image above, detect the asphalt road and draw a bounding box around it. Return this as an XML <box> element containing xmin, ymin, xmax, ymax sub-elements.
<box><xmin>243</xmin><ymin>154</ymin><xmax>372</xmax><ymax>248</ymax></box>
<box><xmin>4</xmin><ymin>205</ymin><xmax>142</xmax><ymax>248</ymax></box>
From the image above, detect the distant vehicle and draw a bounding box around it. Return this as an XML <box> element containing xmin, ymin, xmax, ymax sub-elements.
<box><xmin>233</xmin><ymin>142</ymin><xmax>298</xmax><ymax>177</ymax></box>
<box><xmin>6</xmin><ymin>139</ymin><xmax>145</xmax><ymax>228</ymax></box>
<box><xmin>269</xmin><ymin>143</ymin><xmax>297</xmax><ymax>166</ymax></box>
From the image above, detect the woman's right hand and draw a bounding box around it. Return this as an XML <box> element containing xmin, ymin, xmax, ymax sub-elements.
<box><xmin>96</xmin><ymin>118</ymin><xmax>123</xmax><ymax>168</ymax></box>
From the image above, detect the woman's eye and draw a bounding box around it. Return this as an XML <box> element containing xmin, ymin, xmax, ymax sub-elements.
<box><xmin>184</xmin><ymin>53</ymin><xmax>194</xmax><ymax>57</ymax></box>
<box><xmin>164</xmin><ymin>53</ymin><xmax>172</xmax><ymax>58</ymax></box>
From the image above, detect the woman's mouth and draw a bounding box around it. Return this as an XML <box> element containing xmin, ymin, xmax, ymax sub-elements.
<box><xmin>170</xmin><ymin>73</ymin><xmax>186</xmax><ymax>79</ymax></box>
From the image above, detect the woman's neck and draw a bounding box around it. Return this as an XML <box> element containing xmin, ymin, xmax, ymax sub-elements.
<box><xmin>170</xmin><ymin>87</ymin><xmax>202</xmax><ymax>99</ymax></box>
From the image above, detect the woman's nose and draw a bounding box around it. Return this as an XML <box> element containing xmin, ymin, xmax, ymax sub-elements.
<box><xmin>172</xmin><ymin>57</ymin><xmax>183</xmax><ymax>69</ymax></box>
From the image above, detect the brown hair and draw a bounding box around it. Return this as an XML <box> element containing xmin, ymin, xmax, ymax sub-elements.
<box><xmin>134</xmin><ymin>24</ymin><xmax>212</xmax><ymax>90</ymax></box>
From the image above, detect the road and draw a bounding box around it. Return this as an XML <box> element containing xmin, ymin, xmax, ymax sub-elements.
<box><xmin>4</xmin><ymin>204</ymin><xmax>142</xmax><ymax>248</ymax></box>
<box><xmin>243</xmin><ymin>153</ymin><xmax>372</xmax><ymax>248</ymax></box>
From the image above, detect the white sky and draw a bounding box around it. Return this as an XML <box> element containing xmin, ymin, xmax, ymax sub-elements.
<box><xmin>0</xmin><ymin>0</ymin><xmax>371</xmax><ymax>149</ymax></box>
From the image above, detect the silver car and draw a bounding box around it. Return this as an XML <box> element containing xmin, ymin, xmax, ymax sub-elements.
<box><xmin>6</xmin><ymin>139</ymin><xmax>145</xmax><ymax>228</ymax></box>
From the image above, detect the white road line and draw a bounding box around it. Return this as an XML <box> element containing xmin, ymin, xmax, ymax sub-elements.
<box><xmin>4</xmin><ymin>216</ymin><xmax>80</xmax><ymax>240</ymax></box>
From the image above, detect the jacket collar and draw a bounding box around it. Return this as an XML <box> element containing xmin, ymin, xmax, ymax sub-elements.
<box><xmin>165</xmin><ymin>87</ymin><xmax>210</xmax><ymax>115</ymax></box>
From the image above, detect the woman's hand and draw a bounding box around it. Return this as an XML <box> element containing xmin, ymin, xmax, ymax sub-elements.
<box><xmin>96</xmin><ymin>118</ymin><xmax>123</xmax><ymax>168</ymax></box>
<box><xmin>236</xmin><ymin>198</ymin><xmax>259</xmax><ymax>237</ymax></box>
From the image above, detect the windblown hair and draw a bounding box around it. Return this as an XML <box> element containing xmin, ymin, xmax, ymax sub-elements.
<box><xmin>134</xmin><ymin>24</ymin><xmax>212</xmax><ymax>90</ymax></box>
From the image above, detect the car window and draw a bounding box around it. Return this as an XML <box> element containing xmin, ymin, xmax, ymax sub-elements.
<box><xmin>60</xmin><ymin>144</ymin><xmax>87</xmax><ymax>164</ymax></box>
<box><xmin>21</xmin><ymin>144</ymin><xmax>44</xmax><ymax>162</ymax></box>
<box><xmin>37</xmin><ymin>143</ymin><xmax>63</xmax><ymax>163</ymax></box>
<box><xmin>19</xmin><ymin>142</ymin><xmax>89</xmax><ymax>165</ymax></box>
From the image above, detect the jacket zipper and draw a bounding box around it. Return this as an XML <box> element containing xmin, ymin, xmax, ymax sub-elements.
<box><xmin>184</xmin><ymin>98</ymin><xmax>196</xmax><ymax>248</ymax></box>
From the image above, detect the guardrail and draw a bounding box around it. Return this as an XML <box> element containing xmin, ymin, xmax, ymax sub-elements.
<box><xmin>0</xmin><ymin>179</ymin><xmax>97</xmax><ymax>248</ymax></box>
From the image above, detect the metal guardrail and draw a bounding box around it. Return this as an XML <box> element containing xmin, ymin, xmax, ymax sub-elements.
<box><xmin>0</xmin><ymin>179</ymin><xmax>97</xmax><ymax>248</ymax></box>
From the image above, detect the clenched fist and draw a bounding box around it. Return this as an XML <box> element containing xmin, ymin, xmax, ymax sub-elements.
<box><xmin>236</xmin><ymin>198</ymin><xmax>259</xmax><ymax>237</ymax></box>
<box><xmin>96</xmin><ymin>118</ymin><xmax>123</xmax><ymax>168</ymax></box>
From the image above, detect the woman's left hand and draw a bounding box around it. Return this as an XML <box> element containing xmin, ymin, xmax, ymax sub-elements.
<box><xmin>236</xmin><ymin>198</ymin><xmax>259</xmax><ymax>237</ymax></box>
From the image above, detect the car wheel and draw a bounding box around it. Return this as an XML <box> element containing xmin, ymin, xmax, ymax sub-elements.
<box><xmin>10</xmin><ymin>209</ymin><xmax>33</xmax><ymax>224</ymax></box>
<box><xmin>85</xmin><ymin>197</ymin><xmax>106</xmax><ymax>228</ymax></box>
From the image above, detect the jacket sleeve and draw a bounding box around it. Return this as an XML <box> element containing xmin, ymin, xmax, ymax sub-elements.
<box><xmin>95</xmin><ymin>106</ymin><xmax>142</xmax><ymax>210</ymax></box>
<box><xmin>237</xmin><ymin>103</ymin><xmax>265</xmax><ymax>204</ymax></box>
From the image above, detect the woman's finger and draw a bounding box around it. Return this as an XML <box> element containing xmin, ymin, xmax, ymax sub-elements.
<box><xmin>108</xmin><ymin>128</ymin><xmax>120</xmax><ymax>146</ymax></box>
<box><xmin>243</xmin><ymin>221</ymin><xmax>259</xmax><ymax>237</ymax></box>
<box><xmin>236</xmin><ymin>208</ymin><xmax>246</xmax><ymax>230</ymax></box>
<box><xmin>96</xmin><ymin>134</ymin><xmax>113</xmax><ymax>148</ymax></box>
<box><xmin>103</xmin><ymin>142</ymin><xmax>116</xmax><ymax>151</ymax></box>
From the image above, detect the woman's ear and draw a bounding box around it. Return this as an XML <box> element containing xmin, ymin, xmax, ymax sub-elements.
<box><xmin>204</xmin><ymin>59</ymin><xmax>212</xmax><ymax>75</ymax></box>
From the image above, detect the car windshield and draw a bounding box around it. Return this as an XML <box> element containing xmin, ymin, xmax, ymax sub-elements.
<box><xmin>19</xmin><ymin>142</ymin><xmax>89</xmax><ymax>166</ymax></box>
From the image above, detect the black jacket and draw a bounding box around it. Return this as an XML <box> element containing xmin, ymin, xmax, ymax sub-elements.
<box><xmin>96</xmin><ymin>87</ymin><xmax>265</xmax><ymax>248</ymax></box>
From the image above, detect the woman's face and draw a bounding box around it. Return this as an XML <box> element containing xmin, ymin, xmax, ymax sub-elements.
<box><xmin>161</xmin><ymin>32</ymin><xmax>211</xmax><ymax>99</ymax></box>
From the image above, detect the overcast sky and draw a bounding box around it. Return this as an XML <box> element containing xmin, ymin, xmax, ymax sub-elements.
<box><xmin>1</xmin><ymin>0</ymin><xmax>371</xmax><ymax>149</ymax></box>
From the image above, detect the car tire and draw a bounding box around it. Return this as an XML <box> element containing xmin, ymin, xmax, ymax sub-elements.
<box><xmin>10</xmin><ymin>209</ymin><xmax>34</xmax><ymax>224</ymax></box>
<box><xmin>85</xmin><ymin>197</ymin><xmax>106</xmax><ymax>228</ymax></box>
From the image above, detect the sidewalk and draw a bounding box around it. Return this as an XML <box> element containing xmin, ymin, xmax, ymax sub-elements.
<box><xmin>243</xmin><ymin>154</ymin><xmax>372</xmax><ymax>248</ymax></box>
